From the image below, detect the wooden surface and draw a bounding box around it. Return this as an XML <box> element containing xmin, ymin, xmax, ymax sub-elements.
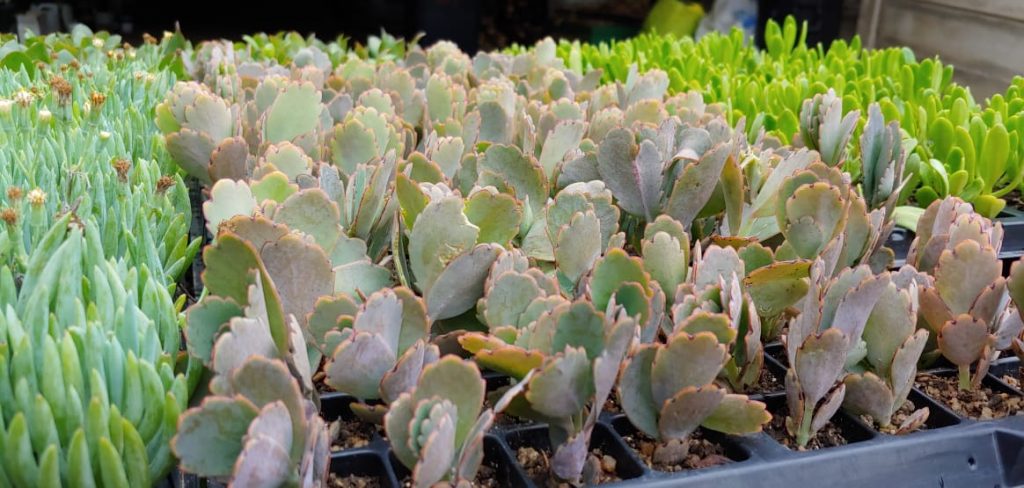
<box><xmin>857</xmin><ymin>0</ymin><xmax>1024</xmax><ymax>100</ymax></box>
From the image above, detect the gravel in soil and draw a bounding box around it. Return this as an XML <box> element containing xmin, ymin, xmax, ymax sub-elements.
<box><xmin>916</xmin><ymin>373</ymin><xmax>1023</xmax><ymax>420</ymax></box>
<box><xmin>329</xmin><ymin>416</ymin><xmax>382</xmax><ymax>451</ymax></box>
<box><xmin>765</xmin><ymin>410</ymin><xmax>848</xmax><ymax>451</ymax></box>
<box><xmin>516</xmin><ymin>446</ymin><xmax>621</xmax><ymax>487</ymax></box>
<box><xmin>1000</xmin><ymin>366</ymin><xmax>1023</xmax><ymax>391</ymax></box>
<box><xmin>330</xmin><ymin>473</ymin><xmax>381</xmax><ymax>488</ymax></box>
<box><xmin>859</xmin><ymin>400</ymin><xmax>926</xmax><ymax>435</ymax></box>
<box><xmin>397</xmin><ymin>462</ymin><xmax>501</xmax><ymax>488</ymax></box>
<box><xmin>621</xmin><ymin>429</ymin><xmax>732</xmax><ymax>472</ymax></box>
<box><xmin>755</xmin><ymin>367</ymin><xmax>783</xmax><ymax>394</ymax></box>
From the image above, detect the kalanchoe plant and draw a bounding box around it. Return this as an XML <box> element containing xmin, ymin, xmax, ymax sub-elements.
<box><xmin>912</xmin><ymin>199</ymin><xmax>1023</xmax><ymax>389</ymax></box>
<box><xmin>858</xmin><ymin>103</ymin><xmax>907</xmax><ymax>214</ymax></box>
<box><xmin>184</xmin><ymin>230</ymin><xmax>322</xmax><ymax>398</ymax></box>
<box><xmin>785</xmin><ymin>261</ymin><xmax>889</xmax><ymax>447</ymax></box>
<box><xmin>618</xmin><ymin>329</ymin><xmax>770</xmax><ymax>466</ymax></box>
<box><xmin>385</xmin><ymin>356</ymin><xmax>504</xmax><ymax>488</ymax></box>
<box><xmin>687</xmin><ymin>241</ymin><xmax>811</xmax><ymax>343</ymax></box>
<box><xmin>798</xmin><ymin>89</ymin><xmax>859</xmax><ymax>168</ymax></box>
<box><xmin>672</xmin><ymin>261</ymin><xmax>764</xmax><ymax>393</ymax></box>
<box><xmin>842</xmin><ymin>267</ymin><xmax>931</xmax><ymax>434</ymax></box>
<box><xmin>906</xmin><ymin>196</ymin><xmax>1003</xmax><ymax>274</ymax></box>
<box><xmin>321</xmin><ymin>287</ymin><xmax>437</xmax><ymax>421</ymax></box>
<box><xmin>173</xmin><ymin>357</ymin><xmax>329</xmax><ymax>487</ymax></box>
<box><xmin>459</xmin><ymin>300</ymin><xmax>636</xmax><ymax>483</ymax></box>
<box><xmin>594</xmin><ymin>114</ymin><xmax>739</xmax><ymax>233</ymax></box>
<box><xmin>1006</xmin><ymin>260</ymin><xmax>1024</xmax><ymax>368</ymax></box>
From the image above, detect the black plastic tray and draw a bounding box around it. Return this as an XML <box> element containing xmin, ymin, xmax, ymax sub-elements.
<box><xmin>324</xmin><ymin>350</ymin><xmax>1024</xmax><ymax>488</ymax></box>
<box><xmin>185</xmin><ymin>179</ymin><xmax>208</xmax><ymax>300</ymax></box>
<box><xmin>889</xmin><ymin>206</ymin><xmax>1024</xmax><ymax>275</ymax></box>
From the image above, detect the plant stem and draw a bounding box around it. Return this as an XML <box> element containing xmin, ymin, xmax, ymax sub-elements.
<box><xmin>796</xmin><ymin>402</ymin><xmax>815</xmax><ymax>447</ymax></box>
<box><xmin>958</xmin><ymin>365</ymin><xmax>971</xmax><ymax>391</ymax></box>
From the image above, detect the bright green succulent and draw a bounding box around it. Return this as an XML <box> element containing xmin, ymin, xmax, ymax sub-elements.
<box><xmin>0</xmin><ymin>215</ymin><xmax>188</xmax><ymax>487</ymax></box>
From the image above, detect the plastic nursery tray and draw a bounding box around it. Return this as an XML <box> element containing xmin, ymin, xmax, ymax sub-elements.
<box><xmin>184</xmin><ymin>179</ymin><xmax>209</xmax><ymax>300</ymax></box>
<box><xmin>888</xmin><ymin>206</ymin><xmax>1024</xmax><ymax>275</ymax></box>
<box><xmin>326</xmin><ymin>350</ymin><xmax>1024</xmax><ymax>488</ymax></box>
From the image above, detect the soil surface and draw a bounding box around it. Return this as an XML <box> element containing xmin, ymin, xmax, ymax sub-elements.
<box><xmin>621</xmin><ymin>429</ymin><xmax>732</xmax><ymax>472</ymax></box>
<box><xmin>330</xmin><ymin>473</ymin><xmax>381</xmax><ymax>488</ymax></box>
<box><xmin>755</xmin><ymin>367</ymin><xmax>784</xmax><ymax>394</ymax></box>
<box><xmin>397</xmin><ymin>461</ymin><xmax>501</xmax><ymax>488</ymax></box>
<box><xmin>603</xmin><ymin>395</ymin><xmax>622</xmax><ymax>414</ymax></box>
<box><xmin>916</xmin><ymin>373</ymin><xmax>1023</xmax><ymax>420</ymax></box>
<box><xmin>329</xmin><ymin>416</ymin><xmax>382</xmax><ymax>451</ymax></box>
<box><xmin>1000</xmin><ymin>366</ymin><xmax>1023</xmax><ymax>391</ymax></box>
<box><xmin>765</xmin><ymin>410</ymin><xmax>848</xmax><ymax>451</ymax></box>
<box><xmin>516</xmin><ymin>446</ymin><xmax>621</xmax><ymax>486</ymax></box>
<box><xmin>859</xmin><ymin>400</ymin><xmax>926</xmax><ymax>435</ymax></box>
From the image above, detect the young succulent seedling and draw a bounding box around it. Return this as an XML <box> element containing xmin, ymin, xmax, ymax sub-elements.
<box><xmin>785</xmin><ymin>261</ymin><xmax>889</xmax><ymax>447</ymax></box>
<box><xmin>1006</xmin><ymin>261</ymin><xmax>1024</xmax><ymax>370</ymax></box>
<box><xmin>618</xmin><ymin>329</ymin><xmax>770</xmax><ymax>466</ymax></box>
<box><xmin>858</xmin><ymin>103</ymin><xmax>907</xmax><ymax>214</ymax></box>
<box><xmin>0</xmin><ymin>216</ymin><xmax>189</xmax><ymax>487</ymax></box>
<box><xmin>916</xmin><ymin>221</ymin><xmax>1022</xmax><ymax>389</ymax></box>
<box><xmin>842</xmin><ymin>267</ymin><xmax>931</xmax><ymax>433</ymax></box>
<box><xmin>798</xmin><ymin>89</ymin><xmax>859</xmax><ymax>167</ymax></box>
<box><xmin>672</xmin><ymin>268</ymin><xmax>764</xmax><ymax>393</ymax></box>
<box><xmin>595</xmin><ymin>115</ymin><xmax>739</xmax><ymax>232</ymax></box>
<box><xmin>460</xmin><ymin>300</ymin><xmax>636</xmax><ymax>483</ymax></box>
<box><xmin>399</xmin><ymin>189</ymin><xmax>510</xmax><ymax>321</ymax></box>
<box><xmin>321</xmin><ymin>287</ymin><xmax>437</xmax><ymax>421</ymax></box>
<box><xmin>385</xmin><ymin>356</ymin><xmax>509</xmax><ymax>488</ymax></box>
<box><xmin>688</xmin><ymin>241</ymin><xmax>811</xmax><ymax>343</ymax></box>
<box><xmin>774</xmin><ymin>161</ymin><xmax>887</xmax><ymax>272</ymax></box>
<box><xmin>173</xmin><ymin>357</ymin><xmax>329</xmax><ymax>487</ymax></box>
<box><xmin>906</xmin><ymin>197</ymin><xmax>1003</xmax><ymax>274</ymax></box>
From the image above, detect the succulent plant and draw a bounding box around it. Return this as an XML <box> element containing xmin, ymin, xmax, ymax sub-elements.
<box><xmin>798</xmin><ymin>89</ymin><xmax>859</xmax><ymax>167</ymax></box>
<box><xmin>595</xmin><ymin>115</ymin><xmax>739</xmax><ymax>230</ymax></box>
<box><xmin>156</xmin><ymin>81</ymin><xmax>238</xmax><ymax>185</ymax></box>
<box><xmin>471</xmin><ymin>248</ymin><xmax>564</xmax><ymax>334</ymax></box>
<box><xmin>906</xmin><ymin>196</ymin><xmax>1003</xmax><ymax>274</ymax></box>
<box><xmin>672</xmin><ymin>264</ymin><xmax>764</xmax><ymax>392</ymax></box>
<box><xmin>618</xmin><ymin>329</ymin><xmax>770</xmax><ymax>464</ymax></box>
<box><xmin>395</xmin><ymin>185</ymin><xmax>512</xmax><ymax>321</ymax></box>
<box><xmin>858</xmin><ymin>103</ymin><xmax>907</xmax><ymax>213</ymax></box>
<box><xmin>321</xmin><ymin>287</ymin><xmax>436</xmax><ymax>421</ymax></box>
<box><xmin>1006</xmin><ymin>260</ymin><xmax>1024</xmax><ymax>367</ymax></box>
<box><xmin>785</xmin><ymin>261</ymin><xmax>889</xmax><ymax>447</ymax></box>
<box><xmin>173</xmin><ymin>357</ymin><xmax>329</xmax><ymax>487</ymax></box>
<box><xmin>773</xmin><ymin>161</ymin><xmax>887</xmax><ymax>272</ymax></box>
<box><xmin>912</xmin><ymin>200</ymin><xmax>1022</xmax><ymax>389</ymax></box>
<box><xmin>0</xmin><ymin>215</ymin><xmax>188</xmax><ymax>487</ymax></box>
<box><xmin>385</xmin><ymin>356</ymin><xmax>503</xmax><ymax>488</ymax></box>
<box><xmin>185</xmin><ymin>230</ymin><xmax>320</xmax><ymax>395</ymax></box>
<box><xmin>688</xmin><ymin>241</ymin><xmax>811</xmax><ymax>343</ymax></box>
<box><xmin>841</xmin><ymin>267</ymin><xmax>931</xmax><ymax>433</ymax></box>
<box><xmin>460</xmin><ymin>300</ymin><xmax>636</xmax><ymax>482</ymax></box>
